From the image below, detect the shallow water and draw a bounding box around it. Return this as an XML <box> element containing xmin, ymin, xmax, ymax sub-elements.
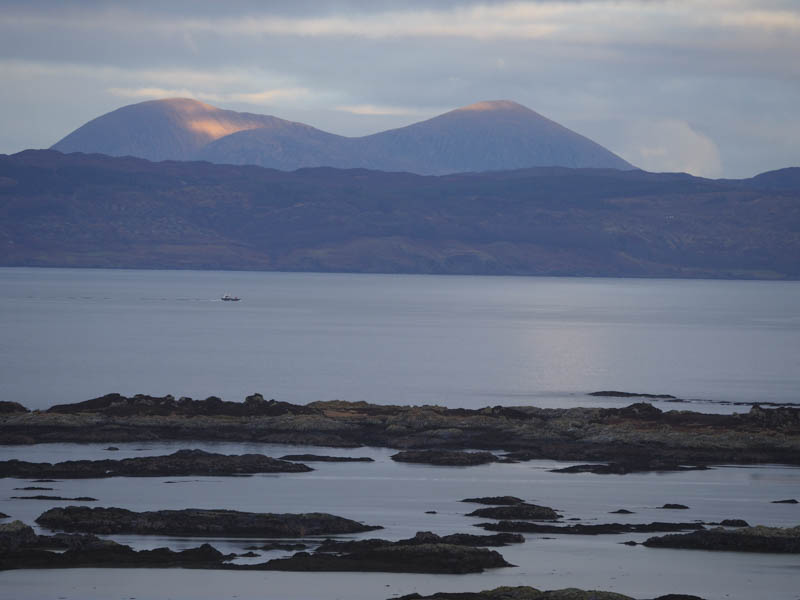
<box><xmin>1</xmin><ymin>442</ymin><xmax>799</xmax><ymax>600</ymax></box>
<box><xmin>1</xmin><ymin>268</ymin><xmax>799</xmax><ymax>412</ymax></box>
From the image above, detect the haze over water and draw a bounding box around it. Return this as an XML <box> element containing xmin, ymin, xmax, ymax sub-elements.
<box><xmin>1</xmin><ymin>267</ymin><xmax>798</xmax><ymax>411</ymax></box>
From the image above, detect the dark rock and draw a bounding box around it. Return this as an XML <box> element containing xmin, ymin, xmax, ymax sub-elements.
<box><xmin>391</xmin><ymin>585</ymin><xmax>636</xmax><ymax>599</ymax></box>
<box><xmin>653</xmin><ymin>595</ymin><xmax>707</xmax><ymax>600</ymax></box>
<box><xmin>621</xmin><ymin>540</ymin><xmax>637</xmax><ymax>546</ymax></box>
<box><xmin>0</xmin><ymin>521</ymin><xmax>39</xmax><ymax>553</ymax></box>
<box><xmin>10</xmin><ymin>496</ymin><xmax>97</xmax><ymax>501</ymax></box>
<box><xmin>36</xmin><ymin>506</ymin><xmax>382</xmax><ymax>537</ymax></box>
<box><xmin>31</xmin><ymin>479</ymin><xmax>57</xmax><ymax>483</ymax></box>
<box><xmin>477</xmin><ymin>521</ymin><xmax>704</xmax><ymax>535</ymax></box>
<box><xmin>660</xmin><ymin>504</ymin><xmax>689</xmax><ymax>510</ymax></box>
<box><xmin>610</xmin><ymin>509</ymin><xmax>634</xmax><ymax>514</ymax></box>
<box><xmin>13</xmin><ymin>487</ymin><xmax>54</xmax><ymax>491</ymax></box>
<box><xmin>256</xmin><ymin>543</ymin><xmax>513</xmax><ymax>574</ymax></box>
<box><xmin>105</xmin><ymin>446</ymin><xmax>119</xmax><ymax>451</ymax></box>
<box><xmin>237</xmin><ymin>551</ymin><xmax>260</xmax><ymax>557</ymax></box>
<box><xmin>0</xmin><ymin>513</ymin><xmax>8</xmax><ymax>519</ymax></box>
<box><xmin>426</xmin><ymin>511</ymin><xmax>437</xmax><ymax>514</ymax></box>
<box><xmin>391</xmin><ymin>450</ymin><xmax>499</xmax><ymax>466</ymax></box>
<box><xmin>462</xmin><ymin>496</ymin><xmax>525</xmax><ymax>505</ymax></box>
<box><xmin>0</xmin><ymin>402</ymin><xmax>29</xmax><ymax>414</ymax></box>
<box><xmin>0</xmin><ymin>449</ymin><xmax>312</xmax><ymax>478</ymax></box>
<box><xmin>279</xmin><ymin>454</ymin><xmax>373</xmax><ymax>462</ymax></box>
<box><xmin>550</xmin><ymin>460</ymin><xmax>706</xmax><ymax>475</ymax></box>
<box><xmin>718</xmin><ymin>519</ymin><xmax>749</xmax><ymax>527</ymax></box>
<box><xmin>466</xmin><ymin>504</ymin><xmax>560</xmax><ymax>521</ymax></box>
<box><xmin>316</xmin><ymin>531</ymin><xmax>524</xmax><ymax>553</ymax></box>
<box><xmin>589</xmin><ymin>391</ymin><xmax>677</xmax><ymax>399</ymax></box>
<box><xmin>771</xmin><ymin>498</ymin><xmax>798</xmax><ymax>504</ymax></box>
<box><xmin>643</xmin><ymin>525</ymin><xmax>800</xmax><ymax>553</ymax></box>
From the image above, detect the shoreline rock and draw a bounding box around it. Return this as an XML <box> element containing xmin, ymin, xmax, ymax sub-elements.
<box><xmin>466</xmin><ymin>504</ymin><xmax>560</xmax><ymax>521</ymax></box>
<box><xmin>279</xmin><ymin>454</ymin><xmax>374</xmax><ymax>462</ymax></box>
<box><xmin>36</xmin><ymin>506</ymin><xmax>382</xmax><ymax>537</ymax></box>
<box><xmin>315</xmin><ymin>531</ymin><xmax>525</xmax><ymax>553</ymax></box>
<box><xmin>0</xmin><ymin>449</ymin><xmax>312</xmax><ymax>479</ymax></box>
<box><xmin>461</xmin><ymin>496</ymin><xmax>525</xmax><ymax>505</ymax></box>
<box><xmin>391</xmin><ymin>450</ymin><xmax>499</xmax><ymax>466</ymax></box>
<box><xmin>2</xmin><ymin>395</ymin><xmax>799</xmax><ymax>470</ymax></box>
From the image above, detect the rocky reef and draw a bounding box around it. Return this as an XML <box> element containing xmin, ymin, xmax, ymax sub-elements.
<box><xmin>1</xmin><ymin>394</ymin><xmax>799</xmax><ymax>468</ymax></box>
<box><xmin>643</xmin><ymin>525</ymin><xmax>800</xmax><ymax>553</ymax></box>
<box><xmin>476</xmin><ymin>521</ymin><xmax>705</xmax><ymax>535</ymax></box>
<box><xmin>36</xmin><ymin>506</ymin><xmax>380</xmax><ymax>537</ymax></box>
<box><xmin>315</xmin><ymin>531</ymin><xmax>525</xmax><ymax>552</ymax></box>
<box><xmin>466</xmin><ymin>504</ymin><xmax>561</xmax><ymax>521</ymax></box>
<box><xmin>279</xmin><ymin>454</ymin><xmax>374</xmax><ymax>462</ymax></box>
<box><xmin>392</xmin><ymin>450</ymin><xmax>500</xmax><ymax>466</ymax></box>
<box><xmin>394</xmin><ymin>586</ymin><xmax>706</xmax><ymax>600</ymax></box>
<box><xmin>0</xmin><ymin>449</ymin><xmax>311</xmax><ymax>478</ymax></box>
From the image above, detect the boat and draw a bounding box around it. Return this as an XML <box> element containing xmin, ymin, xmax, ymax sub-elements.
<box><xmin>221</xmin><ymin>294</ymin><xmax>240</xmax><ymax>302</ymax></box>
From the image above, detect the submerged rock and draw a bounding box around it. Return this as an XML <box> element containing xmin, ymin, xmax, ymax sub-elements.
<box><xmin>279</xmin><ymin>454</ymin><xmax>373</xmax><ymax>462</ymax></box>
<box><xmin>462</xmin><ymin>496</ymin><xmax>525</xmax><ymax>505</ymax></box>
<box><xmin>391</xmin><ymin>450</ymin><xmax>499</xmax><ymax>466</ymax></box>
<box><xmin>36</xmin><ymin>506</ymin><xmax>382</xmax><ymax>537</ymax></box>
<box><xmin>643</xmin><ymin>525</ymin><xmax>800</xmax><ymax>553</ymax></box>
<box><xmin>0</xmin><ymin>449</ymin><xmax>312</xmax><ymax>478</ymax></box>
<box><xmin>477</xmin><ymin>521</ymin><xmax>704</xmax><ymax>535</ymax></box>
<box><xmin>316</xmin><ymin>531</ymin><xmax>524</xmax><ymax>553</ymax></box>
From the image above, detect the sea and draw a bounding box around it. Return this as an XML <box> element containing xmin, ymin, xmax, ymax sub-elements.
<box><xmin>0</xmin><ymin>267</ymin><xmax>799</xmax><ymax>600</ymax></box>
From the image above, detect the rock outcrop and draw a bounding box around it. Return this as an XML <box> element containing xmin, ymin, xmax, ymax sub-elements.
<box><xmin>476</xmin><ymin>521</ymin><xmax>704</xmax><ymax>535</ymax></box>
<box><xmin>36</xmin><ymin>506</ymin><xmax>381</xmax><ymax>537</ymax></box>
<box><xmin>391</xmin><ymin>450</ymin><xmax>499</xmax><ymax>466</ymax></box>
<box><xmin>466</xmin><ymin>504</ymin><xmax>560</xmax><ymax>521</ymax></box>
<box><xmin>316</xmin><ymin>531</ymin><xmax>524</xmax><ymax>552</ymax></box>
<box><xmin>0</xmin><ymin>449</ymin><xmax>311</xmax><ymax>478</ymax></box>
<box><xmin>279</xmin><ymin>454</ymin><xmax>373</xmax><ymax>462</ymax></box>
<box><xmin>643</xmin><ymin>525</ymin><xmax>800</xmax><ymax>553</ymax></box>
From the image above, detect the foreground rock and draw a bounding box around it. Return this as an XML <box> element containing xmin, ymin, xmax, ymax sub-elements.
<box><xmin>393</xmin><ymin>586</ymin><xmax>706</xmax><ymax>600</ymax></box>
<box><xmin>477</xmin><ymin>521</ymin><xmax>704</xmax><ymax>535</ymax></box>
<box><xmin>2</xmin><ymin>395</ymin><xmax>799</xmax><ymax>470</ymax></box>
<box><xmin>391</xmin><ymin>450</ymin><xmax>499</xmax><ymax>466</ymax></box>
<box><xmin>643</xmin><ymin>525</ymin><xmax>800</xmax><ymax>553</ymax></box>
<box><xmin>466</xmin><ymin>504</ymin><xmax>560</xmax><ymax>521</ymax></box>
<box><xmin>36</xmin><ymin>506</ymin><xmax>381</xmax><ymax>537</ymax></box>
<box><xmin>0</xmin><ymin>449</ymin><xmax>311</xmax><ymax>478</ymax></box>
<box><xmin>279</xmin><ymin>454</ymin><xmax>373</xmax><ymax>462</ymax></box>
<box><xmin>316</xmin><ymin>531</ymin><xmax>524</xmax><ymax>552</ymax></box>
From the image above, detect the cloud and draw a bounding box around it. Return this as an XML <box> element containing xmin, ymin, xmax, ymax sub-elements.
<box><xmin>335</xmin><ymin>104</ymin><xmax>430</xmax><ymax>116</ymax></box>
<box><xmin>620</xmin><ymin>119</ymin><xmax>723</xmax><ymax>178</ymax></box>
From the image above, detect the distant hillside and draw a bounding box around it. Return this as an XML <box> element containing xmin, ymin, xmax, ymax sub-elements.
<box><xmin>1</xmin><ymin>151</ymin><xmax>798</xmax><ymax>279</ymax></box>
<box><xmin>52</xmin><ymin>98</ymin><xmax>633</xmax><ymax>173</ymax></box>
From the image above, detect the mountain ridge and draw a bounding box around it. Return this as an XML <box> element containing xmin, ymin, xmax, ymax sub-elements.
<box><xmin>52</xmin><ymin>98</ymin><xmax>634</xmax><ymax>174</ymax></box>
<box><xmin>2</xmin><ymin>150</ymin><xmax>798</xmax><ymax>279</ymax></box>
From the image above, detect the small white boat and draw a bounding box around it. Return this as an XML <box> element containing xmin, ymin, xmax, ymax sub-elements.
<box><xmin>221</xmin><ymin>293</ymin><xmax>240</xmax><ymax>302</ymax></box>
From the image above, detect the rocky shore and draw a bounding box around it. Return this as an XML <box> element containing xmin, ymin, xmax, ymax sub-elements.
<box><xmin>642</xmin><ymin>525</ymin><xmax>800</xmax><ymax>553</ymax></box>
<box><xmin>2</xmin><ymin>393</ymin><xmax>798</xmax><ymax>468</ymax></box>
<box><xmin>0</xmin><ymin>449</ymin><xmax>312</xmax><ymax>478</ymax></box>
<box><xmin>393</xmin><ymin>586</ymin><xmax>706</xmax><ymax>600</ymax></box>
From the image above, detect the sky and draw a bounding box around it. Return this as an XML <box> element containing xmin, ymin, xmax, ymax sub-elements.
<box><xmin>0</xmin><ymin>0</ymin><xmax>798</xmax><ymax>178</ymax></box>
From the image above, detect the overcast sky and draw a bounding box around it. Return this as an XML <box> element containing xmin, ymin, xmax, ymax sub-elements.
<box><xmin>1</xmin><ymin>0</ymin><xmax>798</xmax><ymax>178</ymax></box>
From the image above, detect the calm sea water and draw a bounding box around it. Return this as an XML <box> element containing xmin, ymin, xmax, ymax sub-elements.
<box><xmin>1</xmin><ymin>268</ymin><xmax>800</xmax><ymax>599</ymax></box>
<box><xmin>0</xmin><ymin>267</ymin><xmax>798</xmax><ymax>411</ymax></box>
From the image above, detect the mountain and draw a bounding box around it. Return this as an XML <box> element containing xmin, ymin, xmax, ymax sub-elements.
<box><xmin>2</xmin><ymin>150</ymin><xmax>798</xmax><ymax>279</ymax></box>
<box><xmin>52</xmin><ymin>99</ymin><xmax>634</xmax><ymax>173</ymax></box>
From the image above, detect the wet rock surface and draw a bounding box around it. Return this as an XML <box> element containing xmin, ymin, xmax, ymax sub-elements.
<box><xmin>466</xmin><ymin>504</ymin><xmax>560</xmax><ymax>521</ymax></box>
<box><xmin>391</xmin><ymin>450</ymin><xmax>499</xmax><ymax>466</ymax></box>
<box><xmin>477</xmin><ymin>521</ymin><xmax>705</xmax><ymax>535</ymax></box>
<box><xmin>0</xmin><ymin>449</ymin><xmax>312</xmax><ymax>478</ymax></box>
<box><xmin>643</xmin><ymin>525</ymin><xmax>800</xmax><ymax>553</ymax></box>
<box><xmin>35</xmin><ymin>506</ymin><xmax>381</xmax><ymax>537</ymax></box>
<box><xmin>2</xmin><ymin>395</ymin><xmax>799</xmax><ymax>469</ymax></box>
<box><xmin>279</xmin><ymin>454</ymin><xmax>374</xmax><ymax>462</ymax></box>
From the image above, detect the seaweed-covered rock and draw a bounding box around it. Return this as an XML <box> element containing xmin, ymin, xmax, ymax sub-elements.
<box><xmin>36</xmin><ymin>506</ymin><xmax>381</xmax><ymax>537</ymax></box>
<box><xmin>316</xmin><ymin>531</ymin><xmax>524</xmax><ymax>553</ymax></box>
<box><xmin>0</xmin><ymin>449</ymin><xmax>311</xmax><ymax>478</ymax></box>
<box><xmin>477</xmin><ymin>521</ymin><xmax>704</xmax><ymax>535</ymax></box>
<box><xmin>643</xmin><ymin>525</ymin><xmax>800</xmax><ymax>553</ymax></box>
<box><xmin>259</xmin><ymin>543</ymin><xmax>512</xmax><ymax>574</ymax></box>
<box><xmin>391</xmin><ymin>450</ymin><xmax>499</xmax><ymax>466</ymax></box>
<box><xmin>466</xmin><ymin>504</ymin><xmax>560</xmax><ymax>521</ymax></box>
